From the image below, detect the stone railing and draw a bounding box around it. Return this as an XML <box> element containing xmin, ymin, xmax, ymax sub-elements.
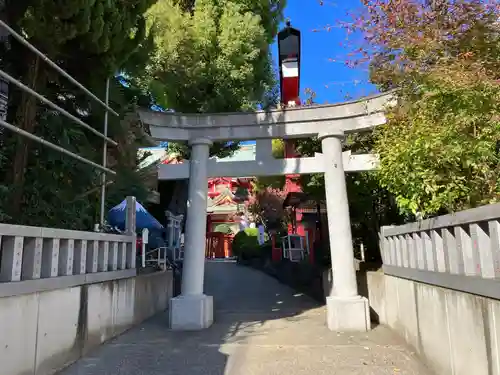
<box><xmin>0</xmin><ymin>196</ymin><xmax>138</xmax><ymax>298</ymax></box>
<box><xmin>380</xmin><ymin>203</ymin><xmax>500</xmax><ymax>299</ymax></box>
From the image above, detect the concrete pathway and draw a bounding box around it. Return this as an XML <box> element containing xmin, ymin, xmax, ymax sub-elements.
<box><xmin>59</xmin><ymin>261</ymin><xmax>432</xmax><ymax>375</ymax></box>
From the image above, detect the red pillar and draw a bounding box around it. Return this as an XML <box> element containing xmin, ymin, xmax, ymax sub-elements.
<box><xmin>304</xmin><ymin>227</ymin><xmax>315</xmax><ymax>265</ymax></box>
<box><xmin>206</xmin><ymin>214</ymin><xmax>212</xmax><ymax>234</ymax></box>
<box><xmin>284</xmin><ymin>141</ymin><xmax>306</xmax><ymax>238</ymax></box>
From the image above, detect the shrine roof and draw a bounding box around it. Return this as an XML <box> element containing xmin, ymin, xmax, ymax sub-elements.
<box><xmin>136</xmin><ymin>148</ymin><xmax>167</xmax><ymax>169</ymax></box>
<box><xmin>208</xmin><ymin>177</ymin><xmax>252</xmax><ymax>185</ymax></box>
<box><xmin>215</xmin><ymin>144</ymin><xmax>255</xmax><ymax>162</ymax></box>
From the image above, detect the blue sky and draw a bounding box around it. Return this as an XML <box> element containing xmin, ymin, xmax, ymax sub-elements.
<box><xmin>272</xmin><ymin>0</ymin><xmax>377</xmax><ymax>104</ymax></box>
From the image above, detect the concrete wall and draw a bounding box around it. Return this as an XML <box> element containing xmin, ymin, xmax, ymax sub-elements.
<box><xmin>0</xmin><ymin>270</ymin><xmax>173</xmax><ymax>375</ymax></box>
<box><xmin>365</xmin><ymin>271</ymin><xmax>500</xmax><ymax>375</ymax></box>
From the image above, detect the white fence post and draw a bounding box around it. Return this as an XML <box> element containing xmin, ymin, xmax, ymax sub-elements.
<box><xmin>0</xmin><ymin>236</ymin><xmax>23</xmax><ymax>282</ymax></box>
<box><xmin>73</xmin><ymin>239</ymin><xmax>87</xmax><ymax>275</ymax></box>
<box><xmin>98</xmin><ymin>241</ymin><xmax>110</xmax><ymax>272</ymax></box>
<box><xmin>86</xmin><ymin>240</ymin><xmax>99</xmax><ymax>273</ymax></box>
<box><xmin>141</xmin><ymin>228</ymin><xmax>149</xmax><ymax>268</ymax></box>
<box><xmin>41</xmin><ymin>238</ymin><xmax>60</xmax><ymax>278</ymax></box>
<box><xmin>125</xmin><ymin>196</ymin><xmax>137</xmax><ymax>269</ymax></box>
<box><xmin>109</xmin><ymin>242</ymin><xmax>119</xmax><ymax>271</ymax></box>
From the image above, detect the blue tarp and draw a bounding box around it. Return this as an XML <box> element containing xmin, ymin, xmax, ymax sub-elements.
<box><xmin>108</xmin><ymin>200</ymin><xmax>164</xmax><ymax>231</ymax></box>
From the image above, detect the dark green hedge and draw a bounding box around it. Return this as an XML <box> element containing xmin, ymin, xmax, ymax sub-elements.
<box><xmin>232</xmin><ymin>228</ymin><xmax>269</xmax><ymax>259</ymax></box>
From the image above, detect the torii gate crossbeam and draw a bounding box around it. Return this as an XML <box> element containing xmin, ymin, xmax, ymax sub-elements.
<box><xmin>137</xmin><ymin>91</ymin><xmax>396</xmax><ymax>332</ymax></box>
<box><xmin>157</xmin><ymin>152</ymin><xmax>379</xmax><ymax>180</ymax></box>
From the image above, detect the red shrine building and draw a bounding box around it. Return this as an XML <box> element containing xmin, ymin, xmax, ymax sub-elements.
<box><xmin>205</xmin><ymin>143</ymin><xmax>256</xmax><ymax>234</ymax></box>
<box><xmin>206</xmin><ymin>176</ymin><xmax>253</xmax><ymax>234</ymax></box>
<box><xmin>161</xmin><ymin>144</ymin><xmax>256</xmax><ymax>258</ymax></box>
<box><xmin>161</xmin><ymin>144</ymin><xmax>256</xmax><ymax>236</ymax></box>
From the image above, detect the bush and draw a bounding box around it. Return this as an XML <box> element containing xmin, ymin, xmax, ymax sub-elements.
<box><xmin>312</xmin><ymin>240</ymin><xmax>331</xmax><ymax>267</ymax></box>
<box><xmin>259</xmin><ymin>241</ymin><xmax>273</xmax><ymax>260</ymax></box>
<box><xmin>232</xmin><ymin>228</ymin><xmax>268</xmax><ymax>259</ymax></box>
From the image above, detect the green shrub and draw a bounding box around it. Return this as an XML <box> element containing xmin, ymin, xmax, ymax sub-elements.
<box><xmin>232</xmin><ymin>228</ymin><xmax>268</xmax><ymax>259</ymax></box>
<box><xmin>259</xmin><ymin>241</ymin><xmax>273</xmax><ymax>260</ymax></box>
<box><xmin>244</xmin><ymin>227</ymin><xmax>260</xmax><ymax>236</ymax></box>
<box><xmin>232</xmin><ymin>231</ymin><xmax>245</xmax><ymax>257</ymax></box>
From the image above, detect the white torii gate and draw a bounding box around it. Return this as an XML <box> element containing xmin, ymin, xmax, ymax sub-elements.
<box><xmin>138</xmin><ymin>91</ymin><xmax>395</xmax><ymax>332</ymax></box>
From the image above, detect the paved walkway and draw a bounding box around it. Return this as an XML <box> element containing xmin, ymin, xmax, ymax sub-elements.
<box><xmin>59</xmin><ymin>261</ymin><xmax>432</xmax><ymax>375</ymax></box>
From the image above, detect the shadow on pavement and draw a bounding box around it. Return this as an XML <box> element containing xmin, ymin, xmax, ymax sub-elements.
<box><xmin>58</xmin><ymin>260</ymin><xmax>321</xmax><ymax>375</ymax></box>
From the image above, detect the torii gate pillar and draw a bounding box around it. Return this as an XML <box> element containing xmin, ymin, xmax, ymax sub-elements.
<box><xmin>169</xmin><ymin>138</ymin><xmax>214</xmax><ymax>330</ymax></box>
<box><xmin>321</xmin><ymin>131</ymin><xmax>370</xmax><ymax>331</ymax></box>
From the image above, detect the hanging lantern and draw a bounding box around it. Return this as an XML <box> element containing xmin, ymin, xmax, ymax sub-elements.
<box><xmin>277</xmin><ymin>20</ymin><xmax>301</xmax><ymax>107</ymax></box>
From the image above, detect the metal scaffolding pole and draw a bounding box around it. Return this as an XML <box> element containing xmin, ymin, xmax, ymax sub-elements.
<box><xmin>0</xmin><ymin>118</ymin><xmax>116</xmax><ymax>175</ymax></box>
<box><xmin>0</xmin><ymin>19</ymin><xmax>118</xmax><ymax>182</ymax></box>
<box><xmin>0</xmin><ymin>69</ymin><xmax>117</xmax><ymax>146</ymax></box>
<box><xmin>100</xmin><ymin>78</ymin><xmax>111</xmax><ymax>226</ymax></box>
<box><xmin>0</xmin><ymin>19</ymin><xmax>118</xmax><ymax>116</ymax></box>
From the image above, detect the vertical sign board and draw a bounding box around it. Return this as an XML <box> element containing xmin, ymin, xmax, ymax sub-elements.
<box><xmin>258</xmin><ymin>225</ymin><xmax>265</xmax><ymax>245</ymax></box>
<box><xmin>141</xmin><ymin>228</ymin><xmax>149</xmax><ymax>268</ymax></box>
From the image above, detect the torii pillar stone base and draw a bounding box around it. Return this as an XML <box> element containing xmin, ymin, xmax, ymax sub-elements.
<box><xmin>170</xmin><ymin>294</ymin><xmax>214</xmax><ymax>331</ymax></box>
<box><xmin>326</xmin><ymin>296</ymin><xmax>370</xmax><ymax>332</ymax></box>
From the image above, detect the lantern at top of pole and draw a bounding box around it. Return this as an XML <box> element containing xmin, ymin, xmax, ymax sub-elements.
<box><xmin>277</xmin><ymin>19</ymin><xmax>301</xmax><ymax>107</ymax></box>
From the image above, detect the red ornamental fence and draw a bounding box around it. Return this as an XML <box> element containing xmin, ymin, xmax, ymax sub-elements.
<box><xmin>205</xmin><ymin>232</ymin><xmax>233</xmax><ymax>259</ymax></box>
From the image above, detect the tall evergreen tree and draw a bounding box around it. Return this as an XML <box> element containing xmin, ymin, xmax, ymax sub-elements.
<box><xmin>140</xmin><ymin>0</ymin><xmax>284</xmax><ymax>158</ymax></box>
<box><xmin>3</xmin><ymin>0</ymin><xmax>157</xmax><ymax>217</ymax></box>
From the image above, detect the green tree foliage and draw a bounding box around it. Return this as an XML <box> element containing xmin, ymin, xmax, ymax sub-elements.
<box><xmin>18</xmin><ymin>0</ymin><xmax>154</xmax><ymax>80</ymax></box>
<box><xmin>141</xmin><ymin>0</ymin><xmax>284</xmax><ymax>158</ymax></box>
<box><xmin>171</xmin><ymin>0</ymin><xmax>284</xmax><ymax>43</ymax></box>
<box><xmin>0</xmin><ymin>0</ymin><xmax>158</xmax><ymax>226</ymax></box>
<box><xmin>346</xmin><ymin>0</ymin><xmax>500</xmax><ymax>217</ymax></box>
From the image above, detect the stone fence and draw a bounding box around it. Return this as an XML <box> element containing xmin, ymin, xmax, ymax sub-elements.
<box><xmin>0</xmin><ymin>223</ymin><xmax>137</xmax><ymax>297</ymax></box>
<box><xmin>380</xmin><ymin>203</ymin><xmax>500</xmax><ymax>297</ymax></box>
<box><xmin>0</xmin><ymin>197</ymin><xmax>175</xmax><ymax>375</ymax></box>
<box><xmin>367</xmin><ymin>203</ymin><xmax>500</xmax><ymax>375</ymax></box>
<box><xmin>0</xmin><ymin>196</ymin><xmax>138</xmax><ymax>298</ymax></box>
